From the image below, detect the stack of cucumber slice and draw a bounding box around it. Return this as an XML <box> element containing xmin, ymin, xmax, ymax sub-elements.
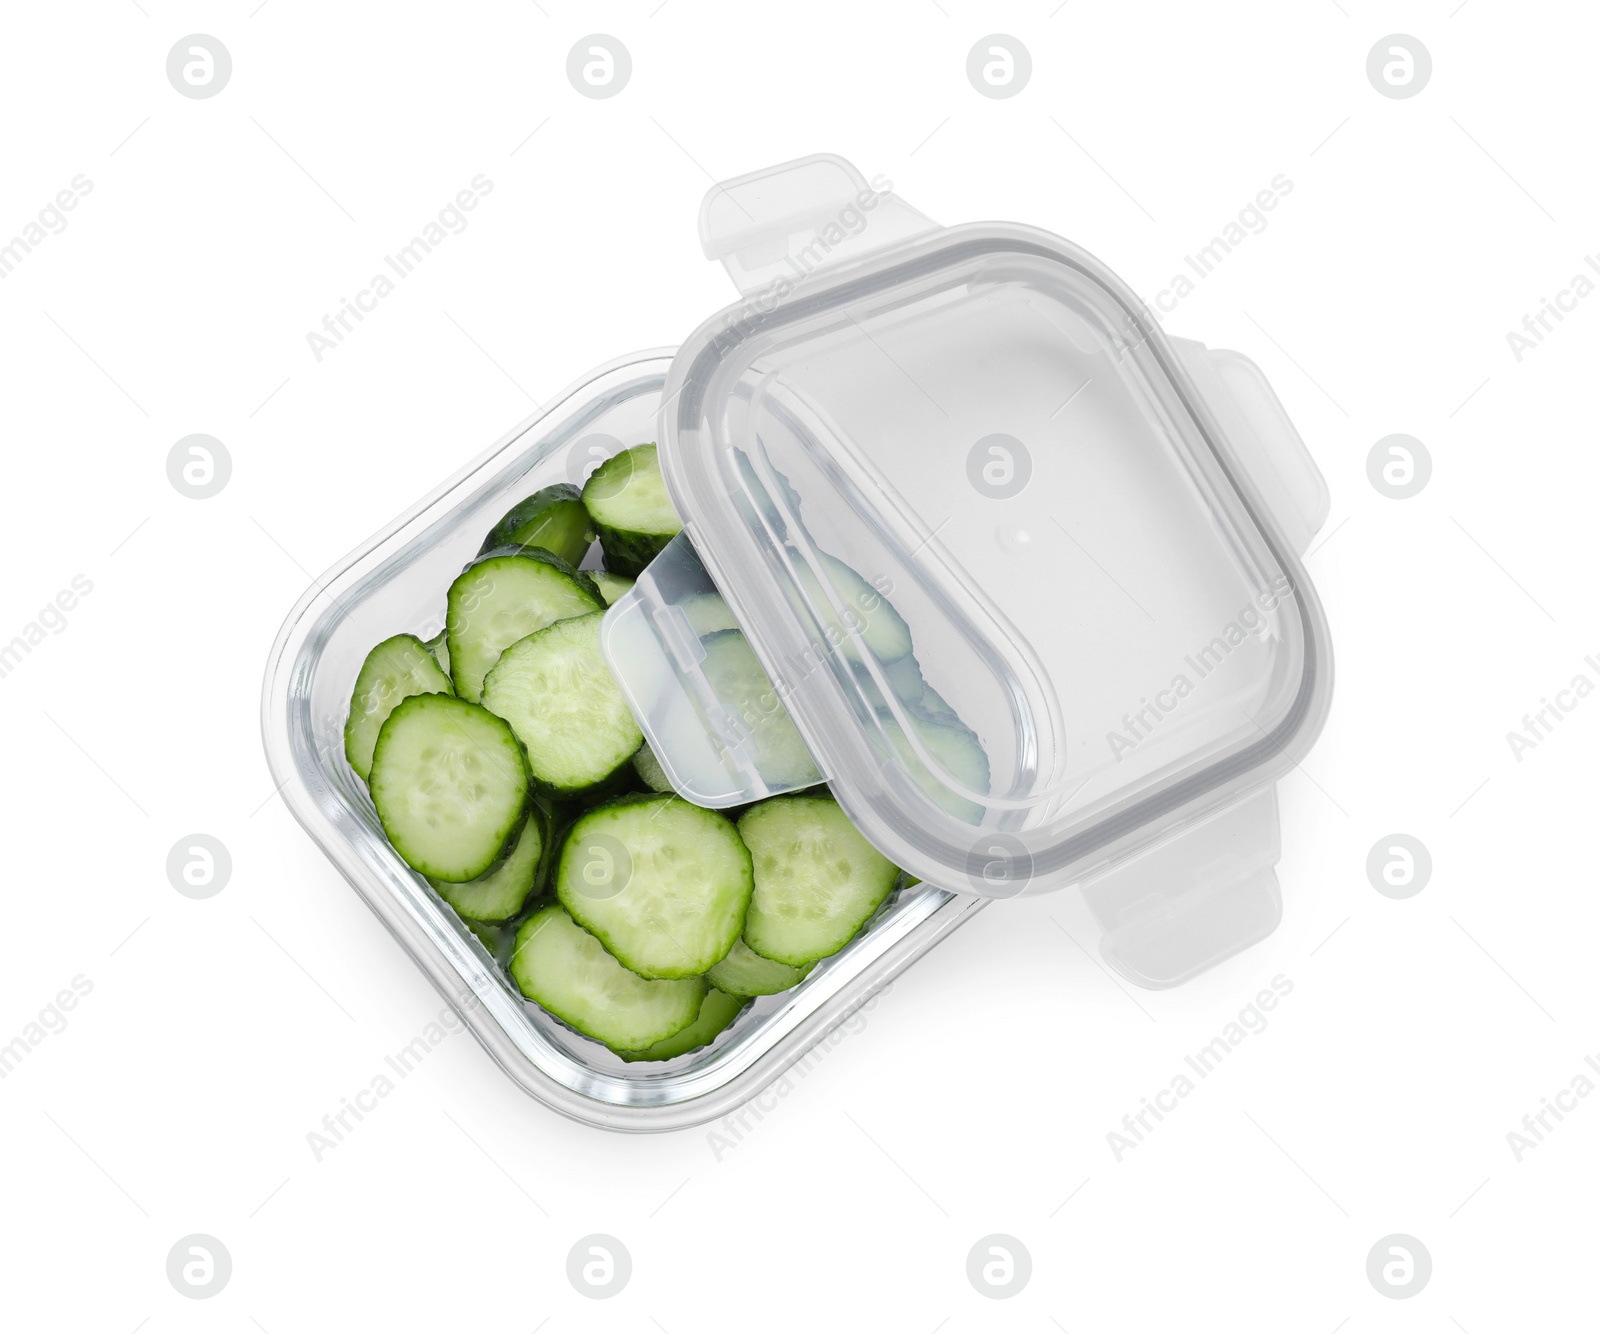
<box><xmin>343</xmin><ymin>443</ymin><xmax>918</xmax><ymax>1062</ymax></box>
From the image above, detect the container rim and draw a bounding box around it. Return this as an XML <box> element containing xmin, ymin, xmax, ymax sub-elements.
<box><xmin>661</xmin><ymin>222</ymin><xmax>1335</xmax><ymax>893</ymax></box>
<box><xmin>259</xmin><ymin>348</ymin><xmax>984</xmax><ymax>1132</ymax></box>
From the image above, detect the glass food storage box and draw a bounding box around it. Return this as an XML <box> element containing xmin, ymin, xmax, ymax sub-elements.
<box><xmin>261</xmin><ymin>155</ymin><xmax>1333</xmax><ymax>1131</ymax></box>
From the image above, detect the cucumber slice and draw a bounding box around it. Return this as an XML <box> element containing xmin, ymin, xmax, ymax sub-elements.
<box><xmin>732</xmin><ymin>448</ymin><xmax>804</xmax><ymax>539</ymax></box>
<box><xmin>618</xmin><ymin>987</ymin><xmax>747</xmax><ymax>1062</ymax></box>
<box><xmin>682</xmin><ymin>591</ymin><xmax>739</xmax><ymax>637</ymax></box>
<box><xmin>370</xmin><ymin>694</ymin><xmax>530</xmax><ymax>882</ymax></box>
<box><xmin>852</xmin><ymin>655</ymin><xmax>962</xmax><ymax>728</ymax></box>
<box><xmin>883</xmin><ymin>654</ymin><xmax>926</xmax><ymax>706</ymax></box>
<box><xmin>700</xmin><ymin>630</ymin><xmax>821</xmax><ymax>789</ymax></box>
<box><xmin>853</xmin><ymin>654</ymin><xmax>979</xmax><ymax>805</ymax></box>
<box><xmin>464</xmin><ymin>916</ymin><xmax>512</xmax><ymax>961</ymax></box>
<box><xmin>482</xmin><ymin>612</ymin><xmax>642</xmax><ymax>797</ymax></box>
<box><xmin>740</xmin><ymin>794</ymin><xmax>899</xmax><ymax>968</ymax></box>
<box><xmin>343</xmin><ymin>634</ymin><xmax>455</xmax><ymax>781</ymax></box>
<box><xmin>632</xmin><ymin>741</ymin><xmax>674</xmax><ymax>793</ymax></box>
<box><xmin>591</xmin><ymin>570</ymin><xmax>635</xmax><ymax>606</ymax></box>
<box><xmin>511</xmin><ymin>903</ymin><xmax>706</xmax><ymax>1051</ymax></box>
<box><xmin>423</xmin><ymin>630</ymin><xmax>451</xmax><ymax>679</ymax></box>
<box><xmin>582</xmin><ymin>443</ymin><xmax>683</xmax><ymax>576</ymax></box>
<box><xmin>428</xmin><ymin>799</ymin><xmax>549</xmax><ymax>921</ymax></box>
<box><xmin>707</xmin><ymin>937</ymin><xmax>814</xmax><ymax>996</ymax></box>
<box><xmin>914</xmin><ymin>684</ymin><xmax>961</xmax><ymax>726</ymax></box>
<box><xmin>446</xmin><ymin>549</ymin><xmax>603</xmax><ymax>702</ymax></box>
<box><xmin>557</xmin><ymin>793</ymin><xmax>753</xmax><ymax>979</ymax></box>
<box><xmin>478</xmin><ymin>483</ymin><xmax>595</xmax><ymax>565</ymax></box>
<box><xmin>882</xmin><ymin>711</ymin><xmax>990</xmax><ymax>824</ymax></box>
<box><xmin>793</xmin><ymin>553</ymin><xmax>912</xmax><ymax>665</ymax></box>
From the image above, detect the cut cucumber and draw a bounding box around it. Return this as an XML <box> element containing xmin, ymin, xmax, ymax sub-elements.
<box><xmin>482</xmin><ymin>612</ymin><xmax>642</xmax><ymax>797</ymax></box>
<box><xmin>510</xmin><ymin>903</ymin><xmax>706</xmax><ymax>1051</ymax></box>
<box><xmin>370</xmin><ymin>694</ymin><xmax>530</xmax><ymax>882</ymax></box>
<box><xmin>423</xmin><ymin>630</ymin><xmax>451</xmax><ymax>679</ymax></box>
<box><xmin>682</xmin><ymin>591</ymin><xmax>740</xmax><ymax>637</ymax></box>
<box><xmin>478</xmin><ymin>483</ymin><xmax>595</xmax><ymax>565</ymax></box>
<box><xmin>428</xmin><ymin>799</ymin><xmax>549</xmax><ymax>921</ymax></box>
<box><xmin>582</xmin><ymin>443</ymin><xmax>683</xmax><ymax>576</ymax></box>
<box><xmin>740</xmin><ymin>794</ymin><xmax>899</xmax><ymax>968</ymax></box>
<box><xmin>883</xmin><ymin>711</ymin><xmax>990</xmax><ymax>824</ymax></box>
<box><xmin>446</xmin><ymin>548</ymin><xmax>603</xmax><ymax>702</ymax></box>
<box><xmin>914</xmin><ymin>684</ymin><xmax>961</xmax><ymax>726</ymax></box>
<box><xmin>557</xmin><ymin>793</ymin><xmax>752</xmax><ymax>979</ymax></box>
<box><xmin>591</xmin><ymin>570</ymin><xmax>635</xmax><ymax>606</ymax></box>
<box><xmin>700</xmin><ymin>630</ymin><xmax>820</xmax><ymax>789</ymax></box>
<box><xmin>707</xmin><ymin>936</ymin><xmax>814</xmax><ymax>996</ymax></box>
<box><xmin>632</xmin><ymin>741</ymin><xmax>674</xmax><ymax>793</ymax></box>
<box><xmin>792</xmin><ymin>552</ymin><xmax>912</xmax><ymax>665</ymax></box>
<box><xmin>882</xmin><ymin>654</ymin><xmax>923</xmax><ymax>700</ymax></box>
<box><xmin>852</xmin><ymin>658</ymin><xmax>987</xmax><ymax>815</ymax></box>
<box><xmin>852</xmin><ymin>655</ymin><xmax>962</xmax><ymax>728</ymax></box>
<box><xmin>619</xmin><ymin>987</ymin><xmax>746</xmax><ymax>1062</ymax></box>
<box><xmin>465</xmin><ymin>916</ymin><xmax>512</xmax><ymax>961</ymax></box>
<box><xmin>885</xmin><ymin>654</ymin><xmax>961</xmax><ymax>726</ymax></box>
<box><xmin>732</xmin><ymin>448</ymin><xmax>804</xmax><ymax>539</ymax></box>
<box><xmin>343</xmin><ymin>634</ymin><xmax>455</xmax><ymax>781</ymax></box>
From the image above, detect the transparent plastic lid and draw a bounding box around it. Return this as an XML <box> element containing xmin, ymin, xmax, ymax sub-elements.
<box><xmin>602</xmin><ymin>155</ymin><xmax>1331</xmax><ymax>903</ymax></box>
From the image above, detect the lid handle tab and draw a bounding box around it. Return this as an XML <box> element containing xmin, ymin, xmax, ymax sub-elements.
<box><xmin>699</xmin><ymin>153</ymin><xmax>940</xmax><ymax>296</ymax></box>
<box><xmin>598</xmin><ymin>533</ymin><xmax>826</xmax><ymax>808</ymax></box>
<box><xmin>1079</xmin><ymin>786</ymin><xmax>1285</xmax><ymax>989</ymax></box>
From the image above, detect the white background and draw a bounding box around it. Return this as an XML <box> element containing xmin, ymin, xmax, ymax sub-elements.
<box><xmin>1</xmin><ymin>1</ymin><xmax>1595</xmax><ymax>1328</ymax></box>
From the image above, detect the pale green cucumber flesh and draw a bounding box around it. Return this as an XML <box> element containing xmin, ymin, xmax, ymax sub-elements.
<box><xmin>423</xmin><ymin>630</ymin><xmax>451</xmax><ymax>679</ymax></box>
<box><xmin>591</xmin><ymin>570</ymin><xmax>635</xmax><ymax>606</ymax></box>
<box><xmin>682</xmin><ymin>592</ymin><xmax>739</xmax><ymax>637</ymax></box>
<box><xmin>557</xmin><ymin>794</ymin><xmax>752</xmax><ymax>979</ymax></box>
<box><xmin>700</xmin><ymin>630</ymin><xmax>820</xmax><ymax>789</ymax></box>
<box><xmin>445</xmin><ymin>551</ymin><xmax>602</xmax><ymax>702</ymax></box>
<box><xmin>582</xmin><ymin>443</ymin><xmax>683</xmax><ymax>576</ymax></box>
<box><xmin>370</xmin><ymin>694</ymin><xmax>530</xmax><ymax>882</ymax></box>
<box><xmin>429</xmin><ymin>800</ymin><xmax>547</xmax><ymax>920</ymax></box>
<box><xmin>706</xmin><ymin>937</ymin><xmax>814</xmax><ymax>996</ymax></box>
<box><xmin>344</xmin><ymin>634</ymin><xmax>455</xmax><ymax>781</ymax></box>
<box><xmin>632</xmin><ymin>741</ymin><xmax>674</xmax><ymax>793</ymax></box>
<box><xmin>618</xmin><ymin>987</ymin><xmax>747</xmax><ymax>1062</ymax></box>
<box><xmin>464</xmin><ymin>917</ymin><xmax>512</xmax><ymax>961</ymax></box>
<box><xmin>740</xmin><ymin>794</ymin><xmax>899</xmax><ymax>968</ymax></box>
<box><xmin>882</xmin><ymin>711</ymin><xmax>990</xmax><ymax>824</ymax></box>
<box><xmin>482</xmin><ymin>612</ymin><xmax>641</xmax><ymax>796</ymax></box>
<box><xmin>792</xmin><ymin>553</ymin><xmax>912</xmax><ymax>666</ymax></box>
<box><xmin>510</xmin><ymin>904</ymin><xmax>705</xmax><ymax>1051</ymax></box>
